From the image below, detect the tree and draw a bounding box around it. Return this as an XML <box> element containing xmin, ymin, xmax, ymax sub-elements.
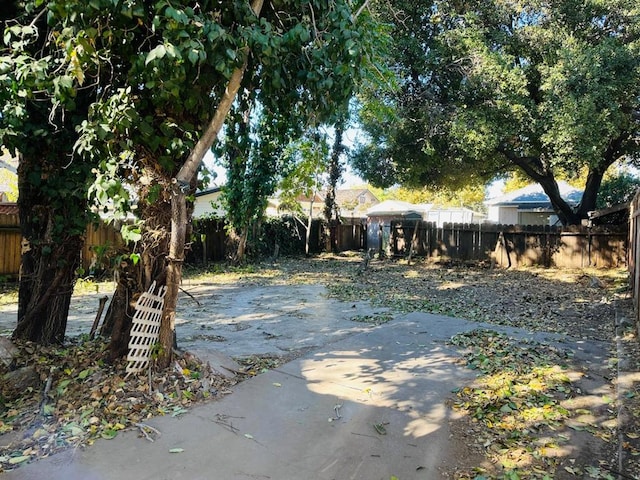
<box><xmin>3</xmin><ymin>0</ymin><xmax>389</xmax><ymax>363</ymax></box>
<box><xmin>86</xmin><ymin>0</ymin><xmax>388</xmax><ymax>365</ymax></box>
<box><xmin>216</xmin><ymin>3</ymin><xmax>388</xmax><ymax>263</ymax></box>
<box><xmin>597</xmin><ymin>171</ymin><xmax>640</xmax><ymax>209</ymax></box>
<box><xmin>352</xmin><ymin>0</ymin><xmax>640</xmax><ymax>225</ymax></box>
<box><xmin>278</xmin><ymin>130</ymin><xmax>330</xmax><ymax>256</ymax></box>
<box><xmin>323</xmin><ymin>118</ymin><xmax>346</xmax><ymax>253</ymax></box>
<box><xmin>1</xmin><ymin>2</ymin><xmax>103</xmax><ymax>344</ymax></box>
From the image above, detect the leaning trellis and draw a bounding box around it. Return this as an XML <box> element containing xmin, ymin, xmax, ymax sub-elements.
<box><xmin>126</xmin><ymin>282</ymin><xmax>167</xmax><ymax>375</ymax></box>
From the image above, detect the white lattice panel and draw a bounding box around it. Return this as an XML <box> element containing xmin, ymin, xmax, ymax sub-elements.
<box><xmin>126</xmin><ymin>282</ymin><xmax>167</xmax><ymax>375</ymax></box>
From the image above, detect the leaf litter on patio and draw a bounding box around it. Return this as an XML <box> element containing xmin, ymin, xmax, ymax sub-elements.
<box><xmin>1</xmin><ymin>255</ymin><xmax>637</xmax><ymax>477</ymax></box>
<box><xmin>0</xmin><ymin>337</ymin><xmax>240</xmax><ymax>472</ymax></box>
<box><xmin>446</xmin><ymin>329</ymin><xmax>619</xmax><ymax>479</ymax></box>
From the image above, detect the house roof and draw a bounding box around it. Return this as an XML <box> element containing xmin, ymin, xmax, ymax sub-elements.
<box><xmin>485</xmin><ymin>181</ymin><xmax>583</xmax><ymax>207</ymax></box>
<box><xmin>0</xmin><ymin>203</ymin><xmax>19</xmax><ymax>215</ymax></box>
<box><xmin>334</xmin><ymin>188</ymin><xmax>379</xmax><ymax>204</ymax></box>
<box><xmin>195</xmin><ymin>186</ymin><xmax>222</xmax><ymax>197</ymax></box>
<box><xmin>366</xmin><ymin>200</ymin><xmax>431</xmax><ymax>217</ymax></box>
<box><xmin>296</xmin><ymin>192</ymin><xmax>324</xmax><ymax>203</ymax></box>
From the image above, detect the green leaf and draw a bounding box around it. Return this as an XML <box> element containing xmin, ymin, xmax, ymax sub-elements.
<box><xmin>101</xmin><ymin>429</ymin><xmax>118</xmax><ymax>439</ymax></box>
<box><xmin>8</xmin><ymin>455</ymin><xmax>30</xmax><ymax>465</ymax></box>
<box><xmin>63</xmin><ymin>423</ymin><xmax>84</xmax><ymax>436</ymax></box>
<box><xmin>188</xmin><ymin>49</ymin><xmax>199</xmax><ymax>65</ymax></box>
<box><xmin>57</xmin><ymin>378</ymin><xmax>72</xmax><ymax>395</ymax></box>
<box><xmin>130</xmin><ymin>253</ymin><xmax>140</xmax><ymax>265</ymax></box>
<box><xmin>169</xmin><ymin>448</ymin><xmax>184</xmax><ymax>453</ymax></box>
<box><xmin>145</xmin><ymin>44</ymin><xmax>166</xmax><ymax>65</ymax></box>
<box><xmin>165</xmin><ymin>43</ymin><xmax>180</xmax><ymax>59</ymax></box>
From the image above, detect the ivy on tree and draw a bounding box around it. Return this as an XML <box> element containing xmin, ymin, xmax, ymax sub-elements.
<box><xmin>1</xmin><ymin>0</ymin><xmax>391</xmax><ymax>365</ymax></box>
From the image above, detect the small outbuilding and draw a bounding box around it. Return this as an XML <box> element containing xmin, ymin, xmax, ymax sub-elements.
<box><xmin>366</xmin><ymin>200</ymin><xmax>486</xmax><ymax>255</ymax></box>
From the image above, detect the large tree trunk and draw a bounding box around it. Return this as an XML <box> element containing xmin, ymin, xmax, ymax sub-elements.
<box><xmin>100</xmin><ymin>256</ymin><xmax>143</xmax><ymax>361</ymax></box>
<box><xmin>13</xmin><ymin>233</ymin><xmax>81</xmax><ymax>344</ymax></box>
<box><xmin>575</xmin><ymin>167</ymin><xmax>605</xmax><ymax>220</ymax></box>
<box><xmin>536</xmin><ymin>175</ymin><xmax>582</xmax><ymax>226</ymax></box>
<box><xmin>575</xmin><ymin>137</ymin><xmax>623</xmax><ymax>219</ymax></box>
<box><xmin>160</xmin><ymin>181</ymin><xmax>189</xmax><ymax>368</ymax></box>
<box><xmin>103</xmin><ymin>183</ymin><xmax>171</xmax><ymax>361</ymax></box>
<box><xmin>503</xmin><ymin>144</ymin><xmax>622</xmax><ymax>226</ymax></box>
<box><xmin>13</xmin><ymin>153</ymin><xmax>85</xmax><ymax>345</ymax></box>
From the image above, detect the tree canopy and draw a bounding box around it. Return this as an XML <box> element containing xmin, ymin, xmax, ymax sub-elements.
<box><xmin>352</xmin><ymin>0</ymin><xmax>640</xmax><ymax>225</ymax></box>
<box><xmin>1</xmin><ymin>0</ymin><xmax>390</xmax><ymax>349</ymax></box>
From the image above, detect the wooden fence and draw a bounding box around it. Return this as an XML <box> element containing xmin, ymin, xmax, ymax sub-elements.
<box><xmin>1</xmin><ymin>212</ymin><xmax>628</xmax><ymax>276</ymax></box>
<box><xmin>188</xmin><ymin>217</ymin><xmax>367</xmax><ymax>263</ymax></box>
<box><xmin>0</xmin><ymin>212</ymin><xmax>122</xmax><ymax>277</ymax></box>
<box><xmin>389</xmin><ymin>221</ymin><xmax>627</xmax><ymax>269</ymax></box>
<box><xmin>0</xmin><ymin>210</ymin><xmax>21</xmax><ymax>276</ymax></box>
<box><xmin>330</xmin><ymin>218</ymin><xmax>367</xmax><ymax>253</ymax></box>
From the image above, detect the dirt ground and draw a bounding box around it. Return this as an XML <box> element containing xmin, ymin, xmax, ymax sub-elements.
<box><xmin>1</xmin><ymin>254</ymin><xmax>639</xmax><ymax>478</ymax></box>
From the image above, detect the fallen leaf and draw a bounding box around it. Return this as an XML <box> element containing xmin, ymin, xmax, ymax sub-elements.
<box><xmin>101</xmin><ymin>429</ymin><xmax>118</xmax><ymax>439</ymax></box>
<box><xmin>374</xmin><ymin>423</ymin><xmax>387</xmax><ymax>435</ymax></box>
<box><xmin>8</xmin><ymin>455</ymin><xmax>30</xmax><ymax>465</ymax></box>
<box><xmin>169</xmin><ymin>448</ymin><xmax>184</xmax><ymax>453</ymax></box>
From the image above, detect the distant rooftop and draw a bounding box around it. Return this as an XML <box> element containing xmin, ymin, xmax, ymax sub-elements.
<box><xmin>485</xmin><ymin>181</ymin><xmax>583</xmax><ymax>206</ymax></box>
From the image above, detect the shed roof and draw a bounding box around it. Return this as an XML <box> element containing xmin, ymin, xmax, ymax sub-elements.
<box><xmin>366</xmin><ymin>200</ymin><xmax>432</xmax><ymax>217</ymax></box>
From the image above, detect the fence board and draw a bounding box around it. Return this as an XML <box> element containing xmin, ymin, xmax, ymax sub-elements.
<box><xmin>0</xmin><ymin>216</ymin><xmax>122</xmax><ymax>277</ymax></box>
<box><xmin>0</xmin><ymin>226</ymin><xmax>21</xmax><ymax>276</ymax></box>
<box><xmin>390</xmin><ymin>221</ymin><xmax>626</xmax><ymax>269</ymax></box>
<box><xmin>82</xmin><ymin>222</ymin><xmax>123</xmax><ymax>274</ymax></box>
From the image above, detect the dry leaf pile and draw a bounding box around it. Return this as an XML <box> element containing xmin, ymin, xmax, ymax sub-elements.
<box><xmin>448</xmin><ymin>329</ymin><xmax>618</xmax><ymax>479</ymax></box>
<box><xmin>0</xmin><ymin>337</ymin><xmax>238</xmax><ymax>472</ymax></box>
<box><xmin>323</xmin><ymin>259</ymin><xmax>623</xmax><ymax>342</ymax></box>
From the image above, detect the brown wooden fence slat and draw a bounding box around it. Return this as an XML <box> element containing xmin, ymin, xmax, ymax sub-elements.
<box><xmin>389</xmin><ymin>221</ymin><xmax>627</xmax><ymax>269</ymax></box>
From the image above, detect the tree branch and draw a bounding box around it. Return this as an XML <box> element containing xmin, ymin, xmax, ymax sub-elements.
<box><xmin>175</xmin><ymin>0</ymin><xmax>265</xmax><ymax>185</ymax></box>
<box><xmin>353</xmin><ymin>0</ymin><xmax>372</xmax><ymax>21</ymax></box>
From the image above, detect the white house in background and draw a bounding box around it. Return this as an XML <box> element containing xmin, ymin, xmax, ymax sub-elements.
<box><xmin>335</xmin><ymin>188</ymin><xmax>380</xmax><ymax>218</ymax></box>
<box><xmin>193</xmin><ymin>186</ymin><xmax>281</xmax><ymax>219</ymax></box>
<box><xmin>424</xmin><ymin>205</ymin><xmax>486</xmax><ymax>227</ymax></box>
<box><xmin>294</xmin><ymin>187</ymin><xmax>380</xmax><ymax>219</ymax></box>
<box><xmin>193</xmin><ymin>187</ymin><xmax>224</xmax><ymax>218</ymax></box>
<box><xmin>484</xmin><ymin>181</ymin><xmax>583</xmax><ymax>226</ymax></box>
<box><xmin>194</xmin><ymin>186</ymin><xmax>381</xmax><ymax>220</ymax></box>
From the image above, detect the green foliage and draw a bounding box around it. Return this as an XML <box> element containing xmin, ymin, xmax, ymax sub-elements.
<box><xmin>253</xmin><ymin>216</ymin><xmax>309</xmax><ymax>258</ymax></box>
<box><xmin>353</xmin><ymin>0</ymin><xmax>640</xmax><ymax>223</ymax></box>
<box><xmin>215</xmin><ymin>1</ymin><xmax>391</xmax><ymax>257</ymax></box>
<box><xmin>277</xmin><ymin>130</ymin><xmax>330</xmax><ymax>215</ymax></box>
<box><xmin>596</xmin><ymin>172</ymin><xmax>640</xmax><ymax>209</ymax></box>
